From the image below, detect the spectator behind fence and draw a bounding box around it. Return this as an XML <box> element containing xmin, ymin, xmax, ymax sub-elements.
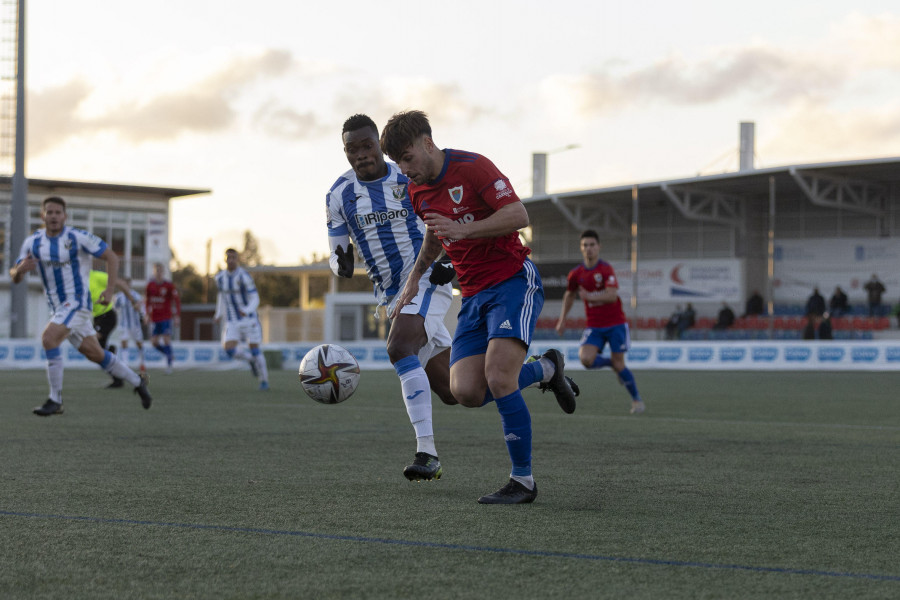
<box><xmin>864</xmin><ymin>274</ymin><xmax>886</xmax><ymax>317</ymax></box>
<box><xmin>805</xmin><ymin>287</ymin><xmax>826</xmax><ymax>317</ymax></box>
<box><xmin>828</xmin><ymin>286</ymin><xmax>849</xmax><ymax>317</ymax></box>
<box><xmin>713</xmin><ymin>302</ymin><xmax>736</xmax><ymax>330</ymax></box>
<box><xmin>664</xmin><ymin>305</ymin><xmax>683</xmax><ymax>340</ymax></box>
<box><xmin>802</xmin><ymin>312</ymin><xmax>833</xmax><ymax>340</ymax></box>
<box><xmin>681</xmin><ymin>303</ymin><xmax>696</xmax><ymax>334</ymax></box>
<box><xmin>743</xmin><ymin>290</ymin><xmax>764</xmax><ymax>317</ymax></box>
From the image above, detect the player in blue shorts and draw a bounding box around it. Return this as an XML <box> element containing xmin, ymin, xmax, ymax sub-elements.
<box><xmin>382</xmin><ymin>110</ymin><xmax>577</xmax><ymax>504</ymax></box>
<box><xmin>556</xmin><ymin>229</ymin><xmax>644</xmax><ymax>414</ymax></box>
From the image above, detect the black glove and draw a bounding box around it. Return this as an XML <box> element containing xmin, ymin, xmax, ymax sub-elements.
<box><xmin>429</xmin><ymin>255</ymin><xmax>456</xmax><ymax>285</ymax></box>
<box><xmin>335</xmin><ymin>243</ymin><xmax>355</xmax><ymax>278</ymax></box>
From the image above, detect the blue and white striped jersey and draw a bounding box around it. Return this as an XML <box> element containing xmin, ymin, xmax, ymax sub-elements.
<box><xmin>16</xmin><ymin>226</ymin><xmax>108</xmax><ymax>313</ymax></box>
<box><xmin>326</xmin><ymin>163</ymin><xmax>424</xmax><ymax>306</ymax></box>
<box><xmin>214</xmin><ymin>267</ymin><xmax>260</xmax><ymax>322</ymax></box>
<box><xmin>114</xmin><ymin>289</ymin><xmax>145</xmax><ymax>331</ymax></box>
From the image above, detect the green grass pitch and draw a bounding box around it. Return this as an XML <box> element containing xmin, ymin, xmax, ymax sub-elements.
<box><xmin>1</xmin><ymin>367</ymin><xmax>898</xmax><ymax>599</ymax></box>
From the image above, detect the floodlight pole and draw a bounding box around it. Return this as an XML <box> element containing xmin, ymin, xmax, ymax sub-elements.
<box><xmin>631</xmin><ymin>184</ymin><xmax>639</xmax><ymax>315</ymax></box>
<box><xmin>767</xmin><ymin>176</ymin><xmax>776</xmax><ymax>338</ymax></box>
<box><xmin>9</xmin><ymin>0</ymin><xmax>28</xmax><ymax>338</ymax></box>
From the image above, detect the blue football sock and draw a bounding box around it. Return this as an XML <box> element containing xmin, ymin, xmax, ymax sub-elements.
<box><xmin>518</xmin><ymin>360</ymin><xmax>543</xmax><ymax>389</ymax></box>
<box><xmin>494</xmin><ymin>390</ymin><xmax>532</xmax><ymax>477</ymax></box>
<box><xmin>481</xmin><ymin>361</ymin><xmax>544</xmax><ymax>407</ymax></box>
<box><xmin>618</xmin><ymin>367</ymin><xmax>640</xmax><ymax>400</ymax></box>
<box><xmin>592</xmin><ymin>355</ymin><xmax>613</xmax><ymax>369</ymax></box>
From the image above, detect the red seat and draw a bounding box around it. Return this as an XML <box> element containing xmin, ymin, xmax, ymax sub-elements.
<box><xmin>748</xmin><ymin>316</ymin><xmax>769</xmax><ymax>330</ymax></box>
<box><xmin>853</xmin><ymin>317</ymin><xmax>873</xmax><ymax>330</ymax></box>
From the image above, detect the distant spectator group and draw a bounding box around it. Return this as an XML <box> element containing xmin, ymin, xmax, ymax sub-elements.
<box><xmin>654</xmin><ymin>278</ymin><xmax>898</xmax><ymax>341</ymax></box>
<box><xmin>664</xmin><ymin>303</ymin><xmax>695</xmax><ymax>340</ymax></box>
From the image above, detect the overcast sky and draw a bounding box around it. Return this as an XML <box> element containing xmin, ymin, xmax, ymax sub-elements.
<box><xmin>23</xmin><ymin>0</ymin><xmax>900</xmax><ymax>270</ymax></box>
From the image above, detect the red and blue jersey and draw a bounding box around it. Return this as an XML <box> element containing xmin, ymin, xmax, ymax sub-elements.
<box><xmin>145</xmin><ymin>279</ymin><xmax>180</xmax><ymax>323</ymax></box>
<box><xmin>566</xmin><ymin>260</ymin><xmax>627</xmax><ymax>328</ymax></box>
<box><xmin>407</xmin><ymin>149</ymin><xmax>530</xmax><ymax>297</ymax></box>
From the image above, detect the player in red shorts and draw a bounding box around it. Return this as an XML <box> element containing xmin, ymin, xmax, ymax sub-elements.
<box><xmin>381</xmin><ymin>110</ymin><xmax>577</xmax><ymax>504</ymax></box>
<box><xmin>556</xmin><ymin>229</ymin><xmax>644</xmax><ymax>414</ymax></box>
<box><xmin>145</xmin><ymin>262</ymin><xmax>181</xmax><ymax>373</ymax></box>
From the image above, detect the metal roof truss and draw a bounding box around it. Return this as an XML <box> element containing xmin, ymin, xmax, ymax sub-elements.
<box><xmin>549</xmin><ymin>194</ymin><xmax>630</xmax><ymax>236</ymax></box>
<box><xmin>789</xmin><ymin>167</ymin><xmax>887</xmax><ymax>217</ymax></box>
<box><xmin>660</xmin><ymin>184</ymin><xmax>743</xmax><ymax>228</ymax></box>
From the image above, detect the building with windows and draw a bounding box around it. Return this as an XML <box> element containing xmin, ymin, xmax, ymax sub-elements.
<box><xmin>0</xmin><ymin>177</ymin><xmax>208</xmax><ymax>337</ymax></box>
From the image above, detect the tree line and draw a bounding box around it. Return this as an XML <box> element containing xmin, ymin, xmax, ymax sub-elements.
<box><xmin>170</xmin><ymin>230</ymin><xmax>370</xmax><ymax>306</ymax></box>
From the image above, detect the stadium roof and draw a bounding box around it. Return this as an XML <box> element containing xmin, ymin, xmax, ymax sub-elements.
<box><xmin>0</xmin><ymin>176</ymin><xmax>209</xmax><ymax>199</ymax></box>
<box><xmin>523</xmin><ymin>156</ymin><xmax>900</xmax><ymax>229</ymax></box>
<box><xmin>524</xmin><ymin>156</ymin><xmax>900</xmax><ymax>202</ymax></box>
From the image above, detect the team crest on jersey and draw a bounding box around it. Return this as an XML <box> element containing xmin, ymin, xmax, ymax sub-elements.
<box><xmin>63</xmin><ymin>239</ymin><xmax>72</xmax><ymax>250</ymax></box>
<box><xmin>391</xmin><ymin>184</ymin><xmax>407</xmax><ymax>200</ymax></box>
<box><xmin>448</xmin><ymin>186</ymin><xmax>464</xmax><ymax>204</ymax></box>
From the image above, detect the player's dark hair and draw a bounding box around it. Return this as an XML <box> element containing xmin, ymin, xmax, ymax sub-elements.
<box><xmin>342</xmin><ymin>114</ymin><xmax>378</xmax><ymax>137</ymax></box>
<box><xmin>580</xmin><ymin>229</ymin><xmax>599</xmax><ymax>241</ymax></box>
<box><xmin>42</xmin><ymin>196</ymin><xmax>66</xmax><ymax>211</ymax></box>
<box><xmin>225</xmin><ymin>248</ymin><xmax>238</xmax><ymax>255</ymax></box>
<box><xmin>380</xmin><ymin>110</ymin><xmax>432</xmax><ymax>161</ymax></box>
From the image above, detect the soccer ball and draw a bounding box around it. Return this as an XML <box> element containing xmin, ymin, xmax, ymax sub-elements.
<box><xmin>298</xmin><ymin>344</ymin><xmax>361</xmax><ymax>404</ymax></box>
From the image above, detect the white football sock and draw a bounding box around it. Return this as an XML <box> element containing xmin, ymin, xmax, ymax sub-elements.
<box><xmin>511</xmin><ymin>474</ymin><xmax>535</xmax><ymax>490</ymax></box>
<box><xmin>47</xmin><ymin>356</ymin><xmax>63</xmax><ymax>403</ymax></box>
<box><xmin>417</xmin><ymin>435</ymin><xmax>437</xmax><ymax>456</ymax></box>
<box><xmin>539</xmin><ymin>357</ymin><xmax>554</xmax><ymax>382</ymax></box>
<box><xmin>254</xmin><ymin>352</ymin><xmax>269</xmax><ymax>383</ymax></box>
<box><xmin>399</xmin><ymin>365</ymin><xmax>435</xmax><ymax>446</ymax></box>
<box><xmin>104</xmin><ymin>352</ymin><xmax>141</xmax><ymax>386</ymax></box>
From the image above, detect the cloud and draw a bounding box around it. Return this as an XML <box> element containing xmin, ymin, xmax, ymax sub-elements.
<box><xmin>837</xmin><ymin>13</ymin><xmax>900</xmax><ymax>69</ymax></box>
<box><xmin>252</xmin><ymin>78</ymin><xmax>495</xmax><ymax>141</ymax></box>
<box><xmin>545</xmin><ymin>14</ymin><xmax>900</xmax><ymax>119</ymax></box>
<box><xmin>27</xmin><ymin>49</ymin><xmax>295</xmax><ymax>153</ymax></box>
<box><xmin>28</xmin><ymin>79</ymin><xmax>93</xmax><ymax>154</ymax></box>
<box><xmin>546</xmin><ymin>44</ymin><xmax>848</xmax><ymax>117</ymax></box>
<box><xmin>763</xmin><ymin>99</ymin><xmax>900</xmax><ymax>162</ymax></box>
<box><xmin>252</xmin><ymin>101</ymin><xmax>328</xmax><ymax>139</ymax></box>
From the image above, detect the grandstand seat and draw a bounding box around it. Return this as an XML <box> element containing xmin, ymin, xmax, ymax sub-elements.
<box><xmin>536</xmin><ymin>317</ymin><xmax>555</xmax><ymax>329</ymax></box>
<box><xmin>852</xmin><ymin>317</ymin><xmax>873</xmax><ymax>331</ymax></box>
<box><xmin>747</xmin><ymin>316</ymin><xmax>768</xmax><ymax>330</ymax></box>
<box><xmin>831</xmin><ymin>317</ymin><xmax>850</xmax><ymax>331</ymax></box>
